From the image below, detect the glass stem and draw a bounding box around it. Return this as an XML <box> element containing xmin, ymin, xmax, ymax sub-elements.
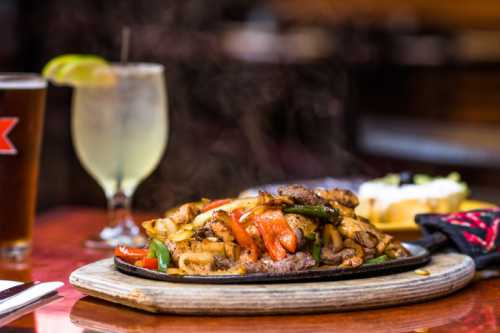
<box><xmin>102</xmin><ymin>190</ymin><xmax>139</xmax><ymax>240</ymax></box>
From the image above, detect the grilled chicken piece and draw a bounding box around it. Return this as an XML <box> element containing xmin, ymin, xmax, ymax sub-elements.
<box><xmin>142</xmin><ymin>218</ymin><xmax>176</xmax><ymax>241</ymax></box>
<box><xmin>203</xmin><ymin>212</ymin><xmax>235</xmax><ymax>243</ymax></box>
<box><xmin>338</xmin><ymin>217</ymin><xmax>409</xmax><ymax>257</ymax></box>
<box><xmin>315</xmin><ymin>188</ymin><xmax>357</xmax><ymax>217</ymax></box>
<box><xmin>385</xmin><ymin>240</ymin><xmax>410</xmax><ymax>258</ymax></box>
<box><xmin>224</xmin><ymin>242</ymin><xmax>241</xmax><ymax>261</ymax></box>
<box><xmin>258</xmin><ymin>191</ymin><xmax>294</xmax><ymax>206</ymax></box>
<box><xmin>178</xmin><ymin>252</ymin><xmax>215</xmax><ymax>274</ymax></box>
<box><xmin>192</xmin><ymin>223</ymin><xmax>216</xmax><ymax>240</ymax></box>
<box><xmin>322</xmin><ymin>224</ymin><xmax>344</xmax><ymax>253</ymax></box>
<box><xmin>315</xmin><ymin>188</ymin><xmax>359</xmax><ymax>208</ymax></box>
<box><xmin>193</xmin><ymin>212</ymin><xmax>235</xmax><ymax>243</ymax></box>
<box><xmin>376</xmin><ymin>234</ymin><xmax>394</xmax><ymax>255</ymax></box>
<box><xmin>353</xmin><ymin>231</ymin><xmax>378</xmax><ymax>249</ymax></box>
<box><xmin>210</xmin><ymin>221</ymin><xmax>234</xmax><ymax>243</ymax></box>
<box><xmin>277</xmin><ymin>185</ymin><xmax>327</xmax><ymax>206</ymax></box>
<box><xmin>341</xmin><ymin>255</ymin><xmax>364</xmax><ymax>268</ymax></box>
<box><xmin>342</xmin><ymin>239</ymin><xmax>364</xmax><ymax>267</ymax></box>
<box><xmin>165</xmin><ymin>240</ymin><xmax>190</xmax><ymax>264</ymax></box>
<box><xmin>330</xmin><ymin>202</ymin><xmax>356</xmax><ymax>218</ymax></box>
<box><xmin>338</xmin><ymin>217</ymin><xmax>391</xmax><ymax>249</ymax></box>
<box><xmin>168</xmin><ymin>203</ymin><xmax>201</xmax><ymax>225</ymax></box>
<box><xmin>244</xmin><ymin>224</ymin><xmax>265</xmax><ymax>251</ymax></box>
<box><xmin>285</xmin><ymin>214</ymin><xmax>318</xmax><ymax>238</ymax></box>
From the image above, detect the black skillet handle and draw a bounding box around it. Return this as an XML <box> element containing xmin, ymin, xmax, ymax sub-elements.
<box><xmin>409</xmin><ymin>231</ymin><xmax>449</xmax><ymax>254</ymax></box>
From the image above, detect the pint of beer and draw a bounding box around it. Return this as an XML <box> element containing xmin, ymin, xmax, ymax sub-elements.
<box><xmin>0</xmin><ymin>74</ymin><xmax>46</xmax><ymax>260</ymax></box>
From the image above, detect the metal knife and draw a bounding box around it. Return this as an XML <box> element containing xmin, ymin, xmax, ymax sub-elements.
<box><xmin>0</xmin><ymin>281</ymin><xmax>39</xmax><ymax>303</ymax></box>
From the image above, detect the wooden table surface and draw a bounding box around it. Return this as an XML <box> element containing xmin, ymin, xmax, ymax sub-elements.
<box><xmin>0</xmin><ymin>207</ymin><xmax>499</xmax><ymax>333</ymax></box>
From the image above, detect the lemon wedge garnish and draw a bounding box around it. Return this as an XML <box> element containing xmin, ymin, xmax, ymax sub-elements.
<box><xmin>42</xmin><ymin>54</ymin><xmax>116</xmax><ymax>87</ymax></box>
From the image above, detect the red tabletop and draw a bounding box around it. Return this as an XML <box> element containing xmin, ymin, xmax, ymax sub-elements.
<box><xmin>0</xmin><ymin>207</ymin><xmax>499</xmax><ymax>333</ymax></box>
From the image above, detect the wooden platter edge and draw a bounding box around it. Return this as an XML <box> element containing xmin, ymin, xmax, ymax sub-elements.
<box><xmin>69</xmin><ymin>254</ymin><xmax>475</xmax><ymax>315</ymax></box>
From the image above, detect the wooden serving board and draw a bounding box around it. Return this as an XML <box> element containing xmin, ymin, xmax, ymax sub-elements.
<box><xmin>69</xmin><ymin>253</ymin><xmax>475</xmax><ymax>315</ymax></box>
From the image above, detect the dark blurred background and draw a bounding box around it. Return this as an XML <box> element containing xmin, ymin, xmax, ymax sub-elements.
<box><xmin>3</xmin><ymin>0</ymin><xmax>500</xmax><ymax>212</ymax></box>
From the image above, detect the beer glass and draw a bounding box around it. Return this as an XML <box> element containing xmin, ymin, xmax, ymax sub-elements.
<box><xmin>0</xmin><ymin>74</ymin><xmax>46</xmax><ymax>260</ymax></box>
<box><xmin>71</xmin><ymin>63</ymin><xmax>167</xmax><ymax>248</ymax></box>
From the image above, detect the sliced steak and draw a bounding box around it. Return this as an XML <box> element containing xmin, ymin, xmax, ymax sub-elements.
<box><xmin>214</xmin><ymin>255</ymin><xmax>234</xmax><ymax>270</ymax></box>
<box><xmin>363</xmin><ymin>247</ymin><xmax>377</xmax><ymax>260</ymax></box>
<box><xmin>277</xmin><ymin>185</ymin><xmax>327</xmax><ymax>206</ymax></box>
<box><xmin>244</xmin><ymin>252</ymin><xmax>316</xmax><ymax>273</ymax></box>
<box><xmin>320</xmin><ymin>248</ymin><xmax>355</xmax><ymax>265</ymax></box>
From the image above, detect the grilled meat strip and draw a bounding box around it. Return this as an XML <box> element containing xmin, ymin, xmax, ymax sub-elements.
<box><xmin>278</xmin><ymin>185</ymin><xmax>327</xmax><ymax>206</ymax></box>
<box><xmin>244</xmin><ymin>252</ymin><xmax>316</xmax><ymax>273</ymax></box>
<box><xmin>168</xmin><ymin>203</ymin><xmax>201</xmax><ymax>225</ymax></box>
<box><xmin>320</xmin><ymin>248</ymin><xmax>356</xmax><ymax>265</ymax></box>
<box><xmin>315</xmin><ymin>188</ymin><xmax>359</xmax><ymax>208</ymax></box>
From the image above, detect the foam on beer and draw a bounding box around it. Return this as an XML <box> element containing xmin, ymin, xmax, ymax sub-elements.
<box><xmin>0</xmin><ymin>74</ymin><xmax>46</xmax><ymax>89</ymax></box>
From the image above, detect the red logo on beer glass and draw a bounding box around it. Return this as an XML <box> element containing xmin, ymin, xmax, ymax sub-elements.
<box><xmin>0</xmin><ymin>117</ymin><xmax>18</xmax><ymax>155</ymax></box>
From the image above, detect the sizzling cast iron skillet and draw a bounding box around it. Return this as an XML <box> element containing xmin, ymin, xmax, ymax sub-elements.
<box><xmin>114</xmin><ymin>243</ymin><xmax>430</xmax><ymax>284</ymax></box>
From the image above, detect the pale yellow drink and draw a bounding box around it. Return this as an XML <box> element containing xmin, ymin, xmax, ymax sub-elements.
<box><xmin>71</xmin><ymin>63</ymin><xmax>167</xmax><ymax>247</ymax></box>
<box><xmin>72</xmin><ymin>64</ymin><xmax>167</xmax><ymax>197</ymax></box>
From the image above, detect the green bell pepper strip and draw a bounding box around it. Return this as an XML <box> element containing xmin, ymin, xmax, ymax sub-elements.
<box><xmin>283</xmin><ymin>205</ymin><xmax>339</xmax><ymax>222</ymax></box>
<box><xmin>310</xmin><ymin>233</ymin><xmax>322</xmax><ymax>264</ymax></box>
<box><xmin>312</xmin><ymin>242</ymin><xmax>321</xmax><ymax>264</ymax></box>
<box><xmin>147</xmin><ymin>244</ymin><xmax>156</xmax><ymax>259</ymax></box>
<box><xmin>365</xmin><ymin>255</ymin><xmax>388</xmax><ymax>265</ymax></box>
<box><xmin>149</xmin><ymin>239</ymin><xmax>171</xmax><ymax>272</ymax></box>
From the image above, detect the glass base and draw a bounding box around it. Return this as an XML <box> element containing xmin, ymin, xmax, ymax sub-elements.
<box><xmin>0</xmin><ymin>241</ymin><xmax>30</xmax><ymax>261</ymax></box>
<box><xmin>85</xmin><ymin>234</ymin><xmax>146</xmax><ymax>249</ymax></box>
<box><xmin>84</xmin><ymin>224</ymin><xmax>146</xmax><ymax>249</ymax></box>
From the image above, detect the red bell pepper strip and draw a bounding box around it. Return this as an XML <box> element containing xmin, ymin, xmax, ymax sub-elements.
<box><xmin>202</xmin><ymin>198</ymin><xmax>232</xmax><ymax>212</ymax></box>
<box><xmin>254</xmin><ymin>209</ymin><xmax>298</xmax><ymax>261</ymax></box>
<box><xmin>114</xmin><ymin>246</ymin><xmax>148</xmax><ymax>263</ymax></box>
<box><xmin>229</xmin><ymin>209</ymin><xmax>259</xmax><ymax>262</ymax></box>
<box><xmin>135</xmin><ymin>257</ymin><xmax>159</xmax><ymax>270</ymax></box>
<box><xmin>255</xmin><ymin>220</ymin><xmax>287</xmax><ymax>260</ymax></box>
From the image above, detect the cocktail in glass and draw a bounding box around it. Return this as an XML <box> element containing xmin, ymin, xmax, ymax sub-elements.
<box><xmin>71</xmin><ymin>63</ymin><xmax>167</xmax><ymax>248</ymax></box>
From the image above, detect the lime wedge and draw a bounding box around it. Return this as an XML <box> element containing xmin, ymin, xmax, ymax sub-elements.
<box><xmin>56</xmin><ymin>60</ymin><xmax>116</xmax><ymax>87</ymax></box>
<box><xmin>42</xmin><ymin>54</ymin><xmax>115</xmax><ymax>87</ymax></box>
<box><xmin>42</xmin><ymin>54</ymin><xmax>90</xmax><ymax>78</ymax></box>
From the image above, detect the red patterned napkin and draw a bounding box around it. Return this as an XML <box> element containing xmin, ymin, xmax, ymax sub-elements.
<box><xmin>416</xmin><ymin>209</ymin><xmax>500</xmax><ymax>269</ymax></box>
